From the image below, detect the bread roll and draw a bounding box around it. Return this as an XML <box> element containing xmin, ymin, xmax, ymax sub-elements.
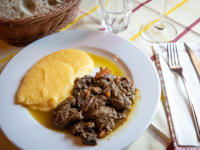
<box><xmin>0</xmin><ymin>0</ymin><xmax>70</xmax><ymax>19</ymax></box>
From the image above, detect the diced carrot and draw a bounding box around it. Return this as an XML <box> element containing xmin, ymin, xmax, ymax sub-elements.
<box><xmin>98</xmin><ymin>131</ymin><xmax>106</xmax><ymax>138</ymax></box>
<box><xmin>95</xmin><ymin>68</ymin><xmax>111</xmax><ymax>79</ymax></box>
<box><xmin>100</xmin><ymin>124</ymin><xmax>105</xmax><ymax>128</ymax></box>
<box><xmin>105</xmin><ymin>91</ymin><xmax>111</xmax><ymax>97</ymax></box>
<box><xmin>85</xmin><ymin>90</ymin><xmax>90</xmax><ymax>99</ymax></box>
<box><xmin>115</xmin><ymin>76</ymin><xmax>121</xmax><ymax>83</ymax></box>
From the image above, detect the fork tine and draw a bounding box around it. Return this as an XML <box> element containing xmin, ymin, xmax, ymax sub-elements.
<box><xmin>174</xmin><ymin>43</ymin><xmax>181</xmax><ymax>66</ymax></box>
<box><xmin>167</xmin><ymin>44</ymin><xmax>172</xmax><ymax>67</ymax></box>
<box><xmin>171</xmin><ymin>43</ymin><xmax>175</xmax><ymax>66</ymax></box>
<box><xmin>168</xmin><ymin>43</ymin><xmax>175</xmax><ymax>67</ymax></box>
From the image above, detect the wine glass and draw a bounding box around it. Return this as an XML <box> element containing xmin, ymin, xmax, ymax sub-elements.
<box><xmin>140</xmin><ymin>0</ymin><xmax>177</xmax><ymax>43</ymax></box>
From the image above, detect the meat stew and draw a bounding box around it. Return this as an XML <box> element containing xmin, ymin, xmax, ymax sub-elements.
<box><xmin>53</xmin><ymin>68</ymin><xmax>136</xmax><ymax>145</ymax></box>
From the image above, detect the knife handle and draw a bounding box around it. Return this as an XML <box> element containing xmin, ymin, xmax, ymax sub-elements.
<box><xmin>181</xmin><ymin>74</ymin><xmax>200</xmax><ymax>141</ymax></box>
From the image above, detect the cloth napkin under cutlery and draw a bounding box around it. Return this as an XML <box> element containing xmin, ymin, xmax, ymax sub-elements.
<box><xmin>153</xmin><ymin>43</ymin><xmax>200</xmax><ymax>147</ymax></box>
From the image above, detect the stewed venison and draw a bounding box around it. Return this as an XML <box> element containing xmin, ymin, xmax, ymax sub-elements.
<box><xmin>53</xmin><ymin>68</ymin><xmax>135</xmax><ymax>145</ymax></box>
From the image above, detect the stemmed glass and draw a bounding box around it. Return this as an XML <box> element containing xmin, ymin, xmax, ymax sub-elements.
<box><xmin>140</xmin><ymin>0</ymin><xmax>177</xmax><ymax>43</ymax></box>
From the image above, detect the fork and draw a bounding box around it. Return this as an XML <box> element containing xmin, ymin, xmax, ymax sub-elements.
<box><xmin>167</xmin><ymin>43</ymin><xmax>200</xmax><ymax>140</ymax></box>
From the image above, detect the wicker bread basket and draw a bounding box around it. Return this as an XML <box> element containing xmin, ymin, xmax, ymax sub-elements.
<box><xmin>0</xmin><ymin>0</ymin><xmax>81</xmax><ymax>47</ymax></box>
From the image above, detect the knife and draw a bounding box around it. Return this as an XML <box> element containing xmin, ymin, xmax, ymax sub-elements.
<box><xmin>184</xmin><ymin>43</ymin><xmax>200</xmax><ymax>80</ymax></box>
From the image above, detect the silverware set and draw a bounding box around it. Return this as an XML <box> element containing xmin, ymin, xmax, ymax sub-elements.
<box><xmin>167</xmin><ymin>43</ymin><xmax>200</xmax><ymax>140</ymax></box>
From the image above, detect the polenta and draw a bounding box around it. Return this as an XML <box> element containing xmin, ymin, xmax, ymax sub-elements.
<box><xmin>17</xmin><ymin>49</ymin><xmax>94</xmax><ymax>111</ymax></box>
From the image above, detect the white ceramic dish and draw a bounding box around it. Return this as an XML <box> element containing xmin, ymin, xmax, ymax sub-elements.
<box><xmin>0</xmin><ymin>30</ymin><xmax>161</xmax><ymax>150</ymax></box>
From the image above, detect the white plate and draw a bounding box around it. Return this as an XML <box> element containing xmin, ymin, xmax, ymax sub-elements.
<box><xmin>0</xmin><ymin>30</ymin><xmax>161</xmax><ymax>150</ymax></box>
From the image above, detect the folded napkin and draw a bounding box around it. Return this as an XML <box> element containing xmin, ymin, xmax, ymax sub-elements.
<box><xmin>154</xmin><ymin>43</ymin><xmax>200</xmax><ymax>147</ymax></box>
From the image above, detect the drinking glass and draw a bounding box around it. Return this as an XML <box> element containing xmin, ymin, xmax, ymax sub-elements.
<box><xmin>98</xmin><ymin>0</ymin><xmax>135</xmax><ymax>33</ymax></box>
<box><xmin>140</xmin><ymin>0</ymin><xmax>177</xmax><ymax>43</ymax></box>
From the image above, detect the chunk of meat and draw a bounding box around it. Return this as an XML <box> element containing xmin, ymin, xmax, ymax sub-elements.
<box><xmin>55</xmin><ymin>96</ymin><xmax>76</xmax><ymax>110</ymax></box>
<box><xmin>96</xmin><ymin>79</ymin><xmax>111</xmax><ymax>89</ymax></box>
<box><xmin>53</xmin><ymin>96</ymin><xmax>83</xmax><ymax>129</ymax></box>
<box><xmin>110</xmin><ymin>81</ymin><xmax>132</xmax><ymax>111</ymax></box>
<box><xmin>81</xmin><ymin>97</ymin><xmax>106</xmax><ymax>113</ymax></box>
<box><xmin>76</xmin><ymin>89</ymin><xmax>89</xmax><ymax>107</ymax></box>
<box><xmin>70</xmin><ymin>122</ymin><xmax>85</xmax><ymax>135</ymax></box>
<box><xmin>73</xmin><ymin>75</ymin><xmax>94</xmax><ymax>95</ymax></box>
<box><xmin>95</xmin><ymin>95</ymin><xmax>108</xmax><ymax>103</ymax></box>
<box><xmin>84</xmin><ymin>122</ymin><xmax>96</xmax><ymax>131</ymax></box>
<box><xmin>70</xmin><ymin>121</ymin><xmax>95</xmax><ymax>135</ymax></box>
<box><xmin>90</xmin><ymin>87</ymin><xmax>102</xmax><ymax>94</ymax></box>
<box><xmin>86</xmin><ymin>106</ymin><xmax>118</xmax><ymax>131</ymax></box>
<box><xmin>70</xmin><ymin>122</ymin><xmax>97</xmax><ymax>145</ymax></box>
<box><xmin>81</xmin><ymin>131</ymin><xmax>97</xmax><ymax>145</ymax></box>
<box><xmin>54</xmin><ymin>108</ymin><xmax>83</xmax><ymax>129</ymax></box>
<box><xmin>86</xmin><ymin>106</ymin><xmax>118</xmax><ymax>120</ymax></box>
<box><xmin>115</xmin><ymin>77</ymin><xmax>135</xmax><ymax>100</ymax></box>
<box><xmin>95</xmin><ymin>116</ymin><xmax>116</xmax><ymax>131</ymax></box>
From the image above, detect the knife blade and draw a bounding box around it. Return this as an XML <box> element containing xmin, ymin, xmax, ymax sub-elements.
<box><xmin>184</xmin><ymin>42</ymin><xmax>200</xmax><ymax>80</ymax></box>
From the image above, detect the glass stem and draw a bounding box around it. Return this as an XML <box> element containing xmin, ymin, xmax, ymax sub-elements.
<box><xmin>155</xmin><ymin>0</ymin><xmax>167</xmax><ymax>30</ymax></box>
